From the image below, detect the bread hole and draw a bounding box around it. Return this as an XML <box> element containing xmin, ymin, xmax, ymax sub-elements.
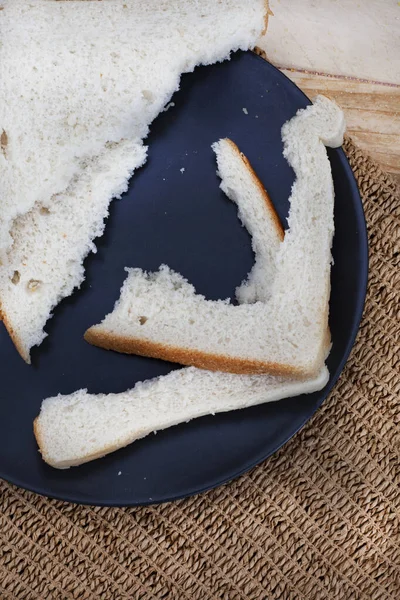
<box><xmin>11</xmin><ymin>271</ymin><xmax>20</xmax><ymax>285</ymax></box>
<box><xmin>1</xmin><ymin>130</ymin><xmax>8</xmax><ymax>157</ymax></box>
<box><xmin>27</xmin><ymin>279</ymin><xmax>42</xmax><ymax>292</ymax></box>
<box><xmin>189</xmin><ymin>319</ymin><xmax>195</xmax><ymax>325</ymax></box>
<box><xmin>139</xmin><ymin>316</ymin><xmax>148</xmax><ymax>325</ymax></box>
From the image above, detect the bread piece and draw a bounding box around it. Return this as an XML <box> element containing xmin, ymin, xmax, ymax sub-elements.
<box><xmin>34</xmin><ymin>365</ymin><xmax>329</xmax><ymax>469</ymax></box>
<box><xmin>0</xmin><ymin>0</ymin><xmax>269</xmax><ymax>361</ymax></box>
<box><xmin>0</xmin><ymin>0</ymin><xmax>268</xmax><ymax>254</ymax></box>
<box><xmin>0</xmin><ymin>141</ymin><xmax>147</xmax><ymax>363</ymax></box>
<box><xmin>85</xmin><ymin>97</ymin><xmax>345</xmax><ymax>378</ymax></box>
<box><xmin>213</xmin><ymin>139</ymin><xmax>284</xmax><ymax>304</ymax></box>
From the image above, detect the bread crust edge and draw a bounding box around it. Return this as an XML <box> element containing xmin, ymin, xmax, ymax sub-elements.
<box><xmin>223</xmin><ymin>138</ymin><xmax>285</xmax><ymax>241</ymax></box>
<box><xmin>84</xmin><ymin>327</ymin><xmax>321</xmax><ymax>379</ymax></box>
<box><xmin>34</xmin><ymin>416</ymin><xmax>146</xmax><ymax>469</ymax></box>
<box><xmin>0</xmin><ymin>307</ymin><xmax>30</xmax><ymax>363</ymax></box>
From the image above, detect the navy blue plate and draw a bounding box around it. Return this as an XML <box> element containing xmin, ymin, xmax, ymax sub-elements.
<box><xmin>0</xmin><ymin>52</ymin><xmax>368</xmax><ymax>506</ymax></box>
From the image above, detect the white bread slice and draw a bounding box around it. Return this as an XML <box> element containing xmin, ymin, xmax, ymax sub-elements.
<box><xmin>0</xmin><ymin>0</ymin><xmax>269</xmax><ymax>362</ymax></box>
<box><xmin>85</xmin><ymin>97</ymin><xmax>345</xmax><ymax>378</ymax></box>
<box><xmin>34</xmin><ymin>365</ymin><xmax>329</xmax><ymax>469</ymax></box>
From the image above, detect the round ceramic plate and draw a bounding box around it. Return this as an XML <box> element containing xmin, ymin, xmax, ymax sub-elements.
<box><xmin>0</xmin><ymin>52</ymin><xmax>368</xmax><ymax>506</ymax></box>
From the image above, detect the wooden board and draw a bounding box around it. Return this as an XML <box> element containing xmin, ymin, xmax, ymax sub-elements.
<box><xmin>260</xmin><ymin>0</ymin><xmax>400</xmax><ymax>85</ymax></box>
<box><xmin>281</xmin><ymin>70</ymin><xmax>400</xmax><ymax>184</ymax></box>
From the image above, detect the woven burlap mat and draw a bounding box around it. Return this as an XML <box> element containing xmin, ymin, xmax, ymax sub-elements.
<box><xmin>0</xmin><ymin>139</ymin><xmax>399</xmax><ymax>599</ymax></box>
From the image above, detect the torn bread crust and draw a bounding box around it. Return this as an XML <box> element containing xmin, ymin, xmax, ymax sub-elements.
<box><xmin>262</xmin><ymin>1</ymin><xmax>273</xmax><ymax>35</ymax></box>
<box><xmin>84</xmin><ymin>328</ymin><xmax>327</xmax><ymax>379</ymax></box>
<box><xmin>223</xmin><ymin>139</ymin><xmax>284</xmax><ymax>241</ymax></box>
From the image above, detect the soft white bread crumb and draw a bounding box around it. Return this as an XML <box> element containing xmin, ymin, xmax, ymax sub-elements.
<box><xmin>35</xmin><ymin>128</ymin><xmax>329</xmax><ymax>469</ymax></box>
<box><xmin>0</xmin><ymin>0</ymin><xmax>268</xmax><ymax>361</ymax></box>
<box><xmin>34</xmin><ymin>365</ymin><xmax>329</xmax><ymax>469</ymax></box>
<box><xmin>85</xmin><ymin>97</ymin><xmax>345</xmax><ymax>378</ymax></box>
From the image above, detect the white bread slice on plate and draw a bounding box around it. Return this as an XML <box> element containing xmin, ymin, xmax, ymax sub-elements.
<box><xmin>35</xmin><ymin>134</ymin><xmax>329</xmax><ymax>469</ymax></box>
<box><xmin>34</xmin><ymin>366</ymin><xmax>329</xmax><ymax>469</ymax></box>
<box><xmin>85</xmin><ymin>97</ymin><xmax>345</xmax><ymax>378</ymax></box>
<box><xmin>0</xmin><ymin>0</ymin><xmax>269</xmax><ymax>362</ymax></box>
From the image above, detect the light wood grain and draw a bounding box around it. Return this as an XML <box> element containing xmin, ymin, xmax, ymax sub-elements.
<box><xmin>260</xmin><ymin>0</ymin><xmax>400</xmax><ymax>85</ymax></box>
<box><xmin>282</xmin><ymin>69</ymin><xmax>400</xmax><ymax>184</ymax></box>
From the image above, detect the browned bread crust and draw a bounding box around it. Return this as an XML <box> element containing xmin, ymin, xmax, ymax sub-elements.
<box><xmin>84</xmin><ymin>327</ymin><xmax>315</xmax><ymax>378</ymax></box>
<box><xmin>224</xmin><ymin>138</ymin><xmax>284</xmax><ymax>241</ymax></box>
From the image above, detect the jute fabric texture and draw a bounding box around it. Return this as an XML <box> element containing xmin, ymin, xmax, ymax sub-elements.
<box><xmin>0</xmin><ymin>139</ymin><xmax>399</xmax><ymax>599</ymax></box>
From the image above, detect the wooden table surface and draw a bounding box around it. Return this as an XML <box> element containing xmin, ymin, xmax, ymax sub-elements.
<box><xmin>259</xmin><ymin>0</ymin><xmax>400</xmax><ymax>184</ymax></box>
<box><xmin>283</xmin><ymin>70</ymin><xmax>400</xmax><ymax>185</ymax></box>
